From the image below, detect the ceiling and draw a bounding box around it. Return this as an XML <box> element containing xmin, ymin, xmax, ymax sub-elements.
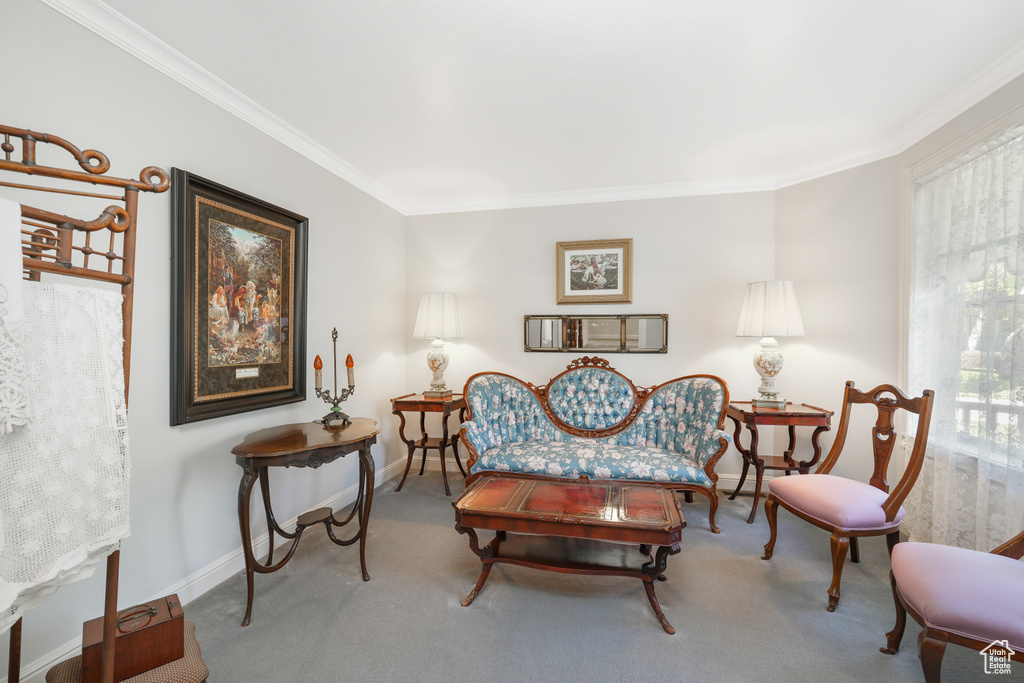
<box><xmin>52</xmin><ymin>0</ymin><xmax>1024</xmax><ymax>215</ymax></box>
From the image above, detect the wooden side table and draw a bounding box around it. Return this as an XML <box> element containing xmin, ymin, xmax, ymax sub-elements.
<box><xmin>231</xmin><ymin>418</ymin><xmax>378</xmax><ymax>626</ymax></box>
<box><xmin>726</xmin><ymin>402</ymin><xmax>833</xmax><ymax>524</ymax></box>
<box><xmin>391</xmin><ymin>393</ymin><xmax>467</xmax><ymax>496</ymax></box>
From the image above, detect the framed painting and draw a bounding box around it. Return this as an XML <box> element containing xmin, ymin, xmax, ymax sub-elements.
<box><xmin>170</xmin><ymin>169</ymin><xmax>308</xmax><ymax>425</ymax></box>
<box><xmin>555</xmin><ymin>238</ymin><xmax>633</xmax><ymax>304</ymax></box>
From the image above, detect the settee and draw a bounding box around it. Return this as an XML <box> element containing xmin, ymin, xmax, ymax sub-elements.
<box><xmin>458</xmin><ymin>357</ymin><xmax>731</xmax><ymax>532</ymax></box>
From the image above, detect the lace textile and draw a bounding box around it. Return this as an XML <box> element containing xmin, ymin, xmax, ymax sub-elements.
<box><xmin>0</xmin><ymin>196</ymin><xmax>29</xmax><ymax>435</ymax></box>
<box><xmin>0</xmin><ymin>282</ymin><xmax>130</xmax><ymax>634</ymax></box>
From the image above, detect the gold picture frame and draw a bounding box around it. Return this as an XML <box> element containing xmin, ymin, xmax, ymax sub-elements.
<box><xmin>555</xmin><ymin>238</ymin><xmax>633</xmax><ymax>304</ymax></box>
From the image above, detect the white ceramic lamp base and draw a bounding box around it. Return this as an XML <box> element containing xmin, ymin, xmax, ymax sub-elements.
<box><xmin>423</xmin><ymin>338</ymin><xmax>453</xmax><ymax>398</ymax></box>
<box><xmin>751</xmin><ymin>336</ymin><xmax>788</xmax><ymax>409</ymax></box>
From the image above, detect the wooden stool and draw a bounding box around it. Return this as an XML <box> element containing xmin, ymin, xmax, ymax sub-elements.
<box><xmin>45</xmin><ymin>621</ymin><xmax>208</xmax><ymax>683</ymax></box>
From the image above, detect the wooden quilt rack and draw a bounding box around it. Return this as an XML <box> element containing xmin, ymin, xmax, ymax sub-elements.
<box><xmin>0</xmin><ymin>124</ymin><xmax>170</xmax><ymax>683</ymax></box>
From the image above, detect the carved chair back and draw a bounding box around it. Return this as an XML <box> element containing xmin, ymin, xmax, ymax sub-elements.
<box><xmin>817</xmin><ymin>381</ymin><xmax>935</xmax><ymax>523</ymax></box>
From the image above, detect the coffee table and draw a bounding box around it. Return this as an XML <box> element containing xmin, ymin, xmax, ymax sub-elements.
<box><xmin>452</xmin><ymin>475</ymin><xmax>686</xmax><ymax>634</ymax></box>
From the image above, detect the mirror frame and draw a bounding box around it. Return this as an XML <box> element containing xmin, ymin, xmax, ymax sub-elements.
<box><xmin>524</xmin><ymin>314</ymin><xmax>668</xmax><ymax>353</ymax></box>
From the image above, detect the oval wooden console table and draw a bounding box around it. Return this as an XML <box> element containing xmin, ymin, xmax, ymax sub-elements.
<box><xmin>232</xmin><ymin>418</ymin><xmax>378</xmax><ymax>626</ymax></box>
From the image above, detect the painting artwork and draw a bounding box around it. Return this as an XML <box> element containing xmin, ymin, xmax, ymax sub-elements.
<box><xmin>208</xmin><ymin>220</ymin><xmax>283</xmax><ymax>367</ymax></box>
<box><xmin>556</xmin><ymin>238</ymin><xmax>633</xmax><ymax>304</ymax></box>
<box><xmin>171</xmin><ymin>169</ymin><xmax>308</xmax><ymax>425</ymax></box>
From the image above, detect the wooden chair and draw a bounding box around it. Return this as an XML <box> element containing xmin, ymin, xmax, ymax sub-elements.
<box><xmin>881</xmin><ymin>530</ymin><xmax>1024</xmax><ymax>682</ymax></box>
<box><xmin>761</xmin><ymin>381</ymin><xmax>934</xmax><ymax>612</ymax></box>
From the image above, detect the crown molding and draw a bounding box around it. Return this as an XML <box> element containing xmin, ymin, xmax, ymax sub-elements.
<box><xmin>40</xmin><ymin>0</ymin><xmax>409</xmax><ymax>215</ymax></box>
<box><xmin>404</xmin><ymin>176</ymin><xmax>778</xmax><ymax>215</ymax></box>
<box><xmin>40</xmin><ymin>1</ymin><xmax>1024</xmax><ymax>216</ymax></box>
<box><xmin>891</xmin><ymin>38</ymin><xmax>1024</xmax><ymax>154</ymax></box>
<box><xmin>773</xmin><ymin>140</ymin><xmax>902</xmax><ymax>190</ymax></box>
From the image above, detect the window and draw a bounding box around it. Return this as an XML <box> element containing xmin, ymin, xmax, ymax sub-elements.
<box><xmin>909</xmin><ymin>122</ymin><xmax>1024</xmax><ymax>470</ymax></box>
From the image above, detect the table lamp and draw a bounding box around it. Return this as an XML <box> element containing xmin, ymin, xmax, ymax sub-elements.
<box><xmin>735</xmin><ymin>280</ymin><xmax>804</xmax><ymax>409</ymax></box>
<box><xmin>413</xmin><ymin>292</ymin><xmax>464</xmax><ymax>398</ymax></box>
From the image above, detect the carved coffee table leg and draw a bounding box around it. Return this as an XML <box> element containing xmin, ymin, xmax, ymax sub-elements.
<box><xmin>455</xmin><ymin>524</ymin><xmax>500</xmax><ymax>606</ymax></box>
<box><xmin>641</xmin><ymin>544</ymin><xmax>680</xmax><ymax>634</ymax></box>
<box><xmin>642</xmin><ymin>580</ymin><xmax>675</xmax><ymax>634</ymax></box>
<box><xmin>462</xmin><ymin>563</ymin><xmax>493</xmax><ymax>607</ymax></box>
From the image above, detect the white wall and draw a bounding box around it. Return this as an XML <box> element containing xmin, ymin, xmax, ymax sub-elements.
<box><xmin>3</xmin><ymin>0</ymin><xmax>408</xmax><ymax>676</ymax></box>
<box><xmin>774</xmin><ymin>157</ymin><xmax>902</xmax><ymax>482</ymax></box>
<box><xmin>406</xmin><ymin>193</ymin><xmax>776</xmax><ymax>478</ymax></box>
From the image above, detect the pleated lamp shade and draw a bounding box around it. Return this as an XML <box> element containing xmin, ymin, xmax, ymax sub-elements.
<box><xmin>413</xmin><ymin>292</ymin><xmax>464</xmax><ymax>340</ymax></box>
<box><xmin>735</xmin><ymin>281</ymin><xmax>805</xmax><ymax>338</ymax></box>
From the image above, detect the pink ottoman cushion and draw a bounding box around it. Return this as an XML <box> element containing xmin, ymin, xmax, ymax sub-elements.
<box><xmin>892</xmin><ymin>542</ymin><xmax>1024</xmax><ymax>650</ymax></box>
<box><xmin>768</xmin><ymin>474</ymin><xmax>904</xmax><ymax>530</ymax></box>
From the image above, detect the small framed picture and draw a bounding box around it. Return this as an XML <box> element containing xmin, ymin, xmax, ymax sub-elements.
<box><xmin>170</xmin><ymin>169</ymin><xmax>308</xmax><ymax>425</ymax></box>
<box><xmin>555</xmin><ymin>238</ymin><xmax>633</xmax><ymax>304</ymax></box>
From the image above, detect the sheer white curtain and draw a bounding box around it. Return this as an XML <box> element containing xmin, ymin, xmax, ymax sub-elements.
<box><xmin>905</xmin><ymin>123</ymin><xmax>1024</xmax><ymax>551</ymax></box>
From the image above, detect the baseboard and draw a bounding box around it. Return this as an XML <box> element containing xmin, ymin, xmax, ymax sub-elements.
<box><xmin>8</xmin><ymin>456</ymin><xmax>409</xmax><ymax>683</ymax></box>
<box><xmin>715</xmin><ymin>472</ymin><xmax>772</xmax><ymax>496</ymax></box>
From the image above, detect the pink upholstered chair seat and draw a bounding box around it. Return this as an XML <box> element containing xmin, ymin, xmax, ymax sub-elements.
<box><xmin>891</xmin><ymin>542</ymin><xmax>1024</xmax><ymax>651</ymax></box>
<box><xmin>768</xmin><ymin>474</ymin><xmax>905</xmax><ymax>531</ymax></box>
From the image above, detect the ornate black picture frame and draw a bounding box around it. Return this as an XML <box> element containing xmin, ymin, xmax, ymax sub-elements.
<box><xmin>171</xmin><ymin>169</ymin><xmax>307</xmax><ymax>425</ymax></box>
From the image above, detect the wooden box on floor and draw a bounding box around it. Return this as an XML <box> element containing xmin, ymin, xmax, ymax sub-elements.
<box><xmin>81</xmin><ymin>595</ymin><xmax>185</xmax><ymax>683</ymax></box>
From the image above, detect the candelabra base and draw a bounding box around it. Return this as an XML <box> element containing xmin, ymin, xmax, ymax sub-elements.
<box><xmin>318</xmin><ymin>409</ymin><xmax>352</xmax><ymax>428</ymax></box>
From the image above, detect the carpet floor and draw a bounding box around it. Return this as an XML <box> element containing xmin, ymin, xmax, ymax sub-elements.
<box><xmin>184</xmin><ymin>472</ymin><xmax>992</xmax><ymax>682</ymax></box>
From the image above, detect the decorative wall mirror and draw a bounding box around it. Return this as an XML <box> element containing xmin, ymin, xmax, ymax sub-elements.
<box><xmin>524</xmin><ymin>314</ymin><xmax>668</xmax><ymax>353</ymax></box>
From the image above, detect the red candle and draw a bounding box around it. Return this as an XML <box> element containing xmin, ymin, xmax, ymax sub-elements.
<box><xmin>346</xmin><ymin>354</ymin><xmax>355</xmax><ymax>388</ymax></box>
<box><xmin>314</xmin><ymin>355</ymin><xmax>323</xmax><ymax>390</ymax></box>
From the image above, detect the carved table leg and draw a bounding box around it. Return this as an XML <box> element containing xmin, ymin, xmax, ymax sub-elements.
<box><xmin>394</xmin><ymin>409</ymin><xmax>415</xmax><ymax>492</ymax></box>
<box><xmin>439</xmin><ymin>409</ymin><xmax>451</xmax><ymax>496</ymax></box>
<box><xmin>728</xmin><ymin>458</ymin><xmax>751</xmax><ymax>501</ymax></box>
<box><xmin>258</xmin><ymin>470</ymin><xmax>275</xmax><ymax>565</ymax></box>
<box><xmin>455</xmin><ymin>524</ymin><xmax>499</xmax><ymax>606</ymax></box>
<box><xmin>641</xmin><ymin>544</ymin><xmax>679</xmax><ymax>634</ymax></box>
<box><xmin>462</xmin><ymin>563</ymin><xmax>493</xmax><ymax>607</ymax></box>
<box><xmin>452</xmin><ymin>406</ymin><xmax>468</xmax><ymax>478</ymax></box>
<box><xmin>237</xmin><ymin>464</ymin><xmax>259</xmax><ymax>627</ymax></box>
<box><xmin>798</xmin><ymin>424</ymin><xmax>831</xmax><ymax>471</ymax></box>
<box><xmin>418</xmin><ymin>412</ymin><xmax>428</xmax><ymax>475</ymax></box>
<box><xmin>727</xmin><ymin>415</ymin><xmax>750</xmax><ymax>501</ymax></box>
<box><xmin>357</xmin><ymin>444</ymin><xmax>375</xmax><ymax>581</ymax></box>
<box><xmin>744</xmin><ymin>424</ymin><xmax>765</xmax><ymax>524</ymax></box>
<box><xmin>642</xmin><ymin>581</ymin><xmax>675</xmax><ymax>634</ymax></box>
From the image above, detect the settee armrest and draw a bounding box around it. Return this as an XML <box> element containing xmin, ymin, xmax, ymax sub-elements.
<box><xmin>459</xmin><ymin>419</ymin><xmax>502</xmax><ymax>456</ymax></box>
<box><xmin>689</xmin><ymin>423</ymin><xmax>732</xmax><ymax>479</ymax></box>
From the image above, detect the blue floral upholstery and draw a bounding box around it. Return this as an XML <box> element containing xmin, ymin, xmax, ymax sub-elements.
<box><xmin>462</xmin><ymin>369</ymin><xmax>728</xmax><ymax>485</ymax></box>
<box><xmin>546</xmin><ymin>367</ymin><xmax>636</xmax><ymax>430</ymax></box>
<box><xmin>473</xmin><ymin>441</ymin><xmax>712</xmax><ymax>486</ymax></box>
<box><xmin>461</xmin><ymin>374</ymin><xmax>567</xmax><ymax>454</ymax></box>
